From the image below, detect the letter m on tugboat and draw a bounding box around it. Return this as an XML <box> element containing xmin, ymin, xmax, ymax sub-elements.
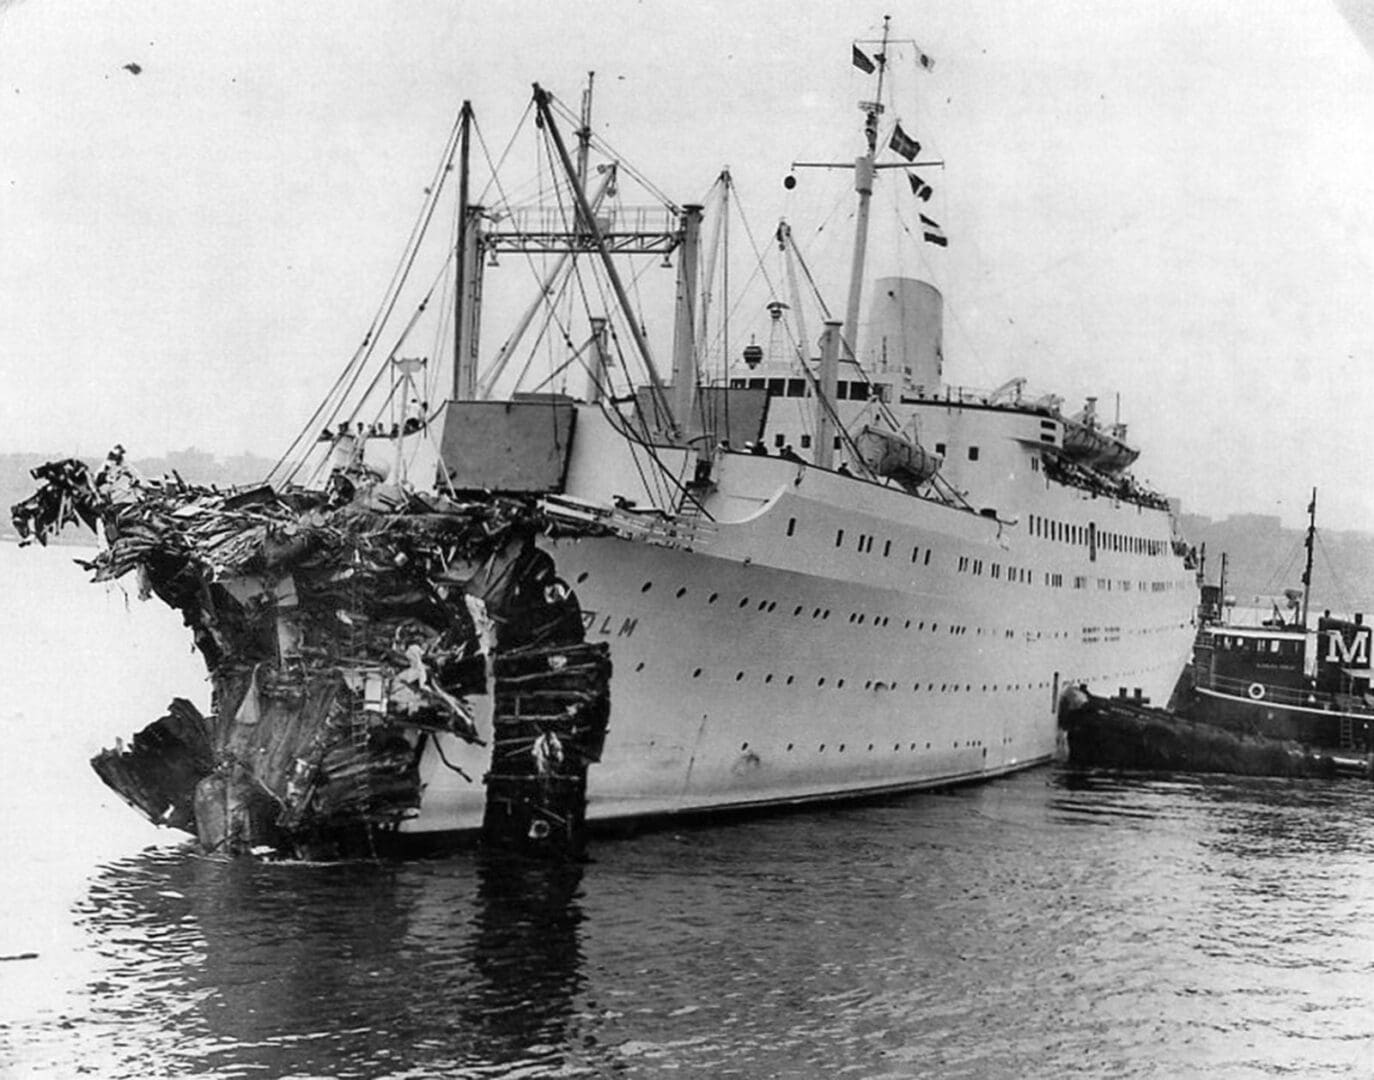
<box><xmin>1324</xmin><ymin>624</ymin><xmax>1371</xmax><ymax>668</ymax></box>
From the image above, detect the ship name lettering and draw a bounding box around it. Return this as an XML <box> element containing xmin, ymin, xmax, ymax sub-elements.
<box><xmin>1325</xmin><ymin>627</ymin><xmax>1370</xmax><ymax>668</ymax></box>
<box><xmin>618</xmin><ymin>618</ymin><xmax>638</xmax><ymax>638</ymax></box>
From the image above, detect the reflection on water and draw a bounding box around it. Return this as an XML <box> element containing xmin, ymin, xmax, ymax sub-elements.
<box><xmin>58</xmin><ymin>852</ymin><xmax>589</xmax><ymax>1078</ymax></box>
<box><xmin>5</xmin><ymin>768</ymin><xmax>1374</xmax><ymax>1078</ymax></box>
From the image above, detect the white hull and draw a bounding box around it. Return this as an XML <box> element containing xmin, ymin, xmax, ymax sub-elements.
<box><xmin>406</xmin><ymin>459</ymin><xmax>1196</xmax><ymax>833</ymax></box>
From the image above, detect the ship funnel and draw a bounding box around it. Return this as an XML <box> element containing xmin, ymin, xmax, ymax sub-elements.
<box><xmin>862</xmin><ymin>278</ymin><xmax>943</xmax><ymax>395</ymax></box>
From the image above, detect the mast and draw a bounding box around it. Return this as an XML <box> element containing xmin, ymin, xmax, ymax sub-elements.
<box><xmin>452</xmin><ymin>102</ymin><xmax>480</xmax><ymax>401</ymax></box>
<box><xmin>1300</xmin><ymin>488</ymin><xmax>1317</xmax><ymax>630</ymax></box>
<box><xmin>841</xmin><ymin>15</ymin><xmax>891</xmax><ymax>364</ymax></box>
<box><xmin>532</xmin><ymin>84</ymin><xmax>680</xmax><ymax>440</ymax></box>
<box><xmin>671</xmin><ymin>204</ymin><xmax>704</xmax><ymax>434</ymax></box>
<box><xmin>576</xmin><ymin>72</ymin><xmax>595</xmax><ymax>189</ymax></box>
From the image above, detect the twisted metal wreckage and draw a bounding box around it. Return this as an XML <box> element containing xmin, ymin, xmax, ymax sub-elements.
<box><xmin>11</xmin><ymin>455</ymin><xmax>611</xmax><ymax>859</ymax></box>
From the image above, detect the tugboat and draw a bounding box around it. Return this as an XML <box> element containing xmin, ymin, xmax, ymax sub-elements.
<box><xmin>1190</xmin><ymin>490</ymin><xmax>1374</xmax><ymax>752</ymax></box>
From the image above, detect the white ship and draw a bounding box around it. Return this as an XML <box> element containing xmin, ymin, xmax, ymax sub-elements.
<box><xmin>372</xmin><ymin>31</ymin><xmax>1200</xmax><ymax>835</ymax></box>
<box><xmin>16</xmin><ymin>23</ymin><xmax>1199</xmax><ymax>856</ymax></box>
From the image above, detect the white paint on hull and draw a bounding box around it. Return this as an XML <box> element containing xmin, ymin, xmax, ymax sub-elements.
<box><xmin>403</xmin><ymin>465</ymin><xmax>1196</xmax><ymax>834</ymax></box>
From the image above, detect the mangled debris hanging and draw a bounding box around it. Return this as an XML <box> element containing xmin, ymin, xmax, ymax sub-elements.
<box><xmin>12</xmin><ymin>453</ymin><xmax>611</xmax><ymax>860</ymax></box>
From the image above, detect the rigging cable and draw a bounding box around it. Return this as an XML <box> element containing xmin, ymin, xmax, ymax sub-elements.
<box><xmin>268</xmin><ymin>108</ymin><xmax>465</xmax><ymax>486</ymax></box>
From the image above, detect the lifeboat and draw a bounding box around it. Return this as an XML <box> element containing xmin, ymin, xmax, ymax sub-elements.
<box><xmin>1057</xmin><ymin>398</ymin><xmax>1139</xmax><ymax>473</ymax></box>
<box><xmin>852</xmin><ymin>424</ymin><xmax>940</xmax><ymax>491</ymax></box>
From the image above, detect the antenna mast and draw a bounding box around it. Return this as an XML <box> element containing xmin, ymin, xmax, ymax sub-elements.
<box><xmin>841</xmin><ymin>15</ymin><xmax>891</xmax><ymax>366</ymax></box>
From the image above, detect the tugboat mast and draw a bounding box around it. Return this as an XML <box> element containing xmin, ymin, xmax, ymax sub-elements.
<box><xmin>1300</xmin><ymin>488</ymin><xmax>1317</xmax><ymax>630</ymax></box>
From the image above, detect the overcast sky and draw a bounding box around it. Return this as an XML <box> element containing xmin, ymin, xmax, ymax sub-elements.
<box><xmin>4</xmin><ymin>1</ymin><xmax>1374</xmax><ymax>531</ymax></box>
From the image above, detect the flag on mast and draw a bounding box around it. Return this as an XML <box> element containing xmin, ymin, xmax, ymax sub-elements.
<box><xmin>889</xmin><ymin>122</ymin><xmax>920</xmax><ymax>161</ymax></box>
<box><xmin>920</xmin><ymin>213</ymin><xmax>947</xmax><ymax>247</ymax></box>
<box><xmin>908</xmin><ymin>173</ymin><xmax>933</xmax><ymax>201</ymax></box>
<box><xmin>852</xmin><ymin>45</ymin><xmax>876</xmax><ymax>74</ymax></box>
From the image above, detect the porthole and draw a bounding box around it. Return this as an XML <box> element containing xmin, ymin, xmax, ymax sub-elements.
<box><xmin>819</xmin><ymin>744</ymin><xmax>826</xmax><ymax>752</ymax></box>
<box><xmin>692</xmin><ymin>668</ymin><xmax>702</xmax><ymax>678</ymax></box>
<box><xmin>787</xmin><ymin>743</ymin><xmax>794</xmax><ymax>751</ymax></box>
<box><xmin>575</xmin><ymin>571</ymin><xmax>589</xmax><ymax>584</ymax></box>
<box><xmin>838</xmin><ymin>744</ymin><xmax>846</xmax><ymax>752</ymax></box>
<box><xmin>708</xmin><ymin>593</ymin><xmax>719</xmax><ymax>604</ymax></box>
<box><xmin>741</xmin><ymin>742</ymin><xmax>749</xmax><ymax>751</ymax></box>
<box><xmin>765</xmin><ymin>673</ymin><xmax>773</xmax><ymax>683</ymax></box>
<box><xmin>739</xmin><ymin>597</ymin><xmax>749</xmax><ymax>608</ymax></box>
<box><xmin>867</xmin><ymin>743</ymin><xmax>874</xmax><ymax>751</ymax></box>
<box><xmin>837</xmin><ymin>678</ymin><xmax>845</xmax><ymax>688</ymax></box>
<box><xmin>634</xmin><ymin>661</ymin><xmax>645</xmax><ymax>672</ymax></box>
<box><xmin>904</xmin><ymin>619</ymin><xmax>911</xmax><ymax>629</ymax></box>
<box><xmin>641</xmin><ymin>581</ymin><xmax>653</xmax><ymax>593</ymax></box>
<box><xmin>675</xmin><ymin>587</ymin><xmax>687</xmax><ymax>599</ymax></box>
<box><xmin>735</xmin><ymin>671</ymin><xmax>745</xmax><ymax>681</ymax></box>
<box><xmin>786</xmin><ymin>675</ymin><xmax>795</xmax><ymax>685</ymax></box>
<box><xmin>817</xmin><ymin>677</ymin><xmax>826</xmax><ymax>687</ymax></box>
<box><xmin>758</xmin><ymin>600</ymin><xmax>768</xmax><ymax>611</ymax></box>
<box><xmin>793</xmin><ymin>605</ymin><xmax>803</xmax><ymax>616</ymax></box>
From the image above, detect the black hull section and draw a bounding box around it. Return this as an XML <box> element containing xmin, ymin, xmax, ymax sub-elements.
<box><xmin>1188</xmin><ymin>691</ymin><xmax>1374</xmax><ymax>753</ymax></box>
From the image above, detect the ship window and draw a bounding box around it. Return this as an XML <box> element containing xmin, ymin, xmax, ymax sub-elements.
<box><xmin>836</xmin><ymin>382</ymin><xmax>849</xmax><ymax>400</ymax></box>
<box><xmin>924</xmin><ymin>550</ymin><xmax>932</xmax><ymax>566</ymax></box>
<box><xmin>968</xmin><ymin>446</ymin><xmax>980</xmax><ymax>461</ymax></box>
<box><xmin>883</xmin><ymin>539</ymin><xmax>891</xmax><ymax>557</ymax></box>
<box><xmin>768</xmin><ymin>378</ymin><xmax>786</xmax><ymax>396</ymax></box>
<box><xmin>774</xmin><ymin>433</ymin><xmax>786</xmax><ymax>448</ymax></box>
<box><xmin>835</xmin><ymin>528</ymin><xmax>845</xmax><ymax>547</ymax></box>
<box><xmin>787</xmin><ymin>517</ymin><xmax>796</xmax><ymax>536</ymax></box>
<box><xmin>788</xmin><ymin>378</ymin><xmax>805</xmax><ymax>396</ymax></box>
<box><xmin>834</xmin><ymin>437</ymin><xmax>842</xmax><ymax>450</ymax></box>
<box><xmin>748</xmin><ymin>377</ymin><xmax>765</xmax><ymax>390</ymax></box>
<box><xmin>935</xmin><ymin>442</ymin><xmax>946</xmax><ymax>456</ymax></box>
<box><xmin>800</xmin><ymin>434</ymin><xmax>812</xmax><ymax>449</ymax></box>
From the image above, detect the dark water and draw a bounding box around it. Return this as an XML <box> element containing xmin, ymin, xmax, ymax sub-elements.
<box><xmin>4</xmin><ymin>546</ymin><xmax>1374</xmax><ymax>1077</ymax></box>
<box><xmin>5</xmin><ymin>770</ymin><xmax>1374</xmax><ymax>1078</ymax></box>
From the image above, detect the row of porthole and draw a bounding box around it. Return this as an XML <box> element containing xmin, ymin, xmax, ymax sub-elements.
<box><xmin>691</xmin><ymin>667</ymin><xmax>1045</xmax><ymax>694</ymax></box>
<box><xmin>739</xmin><ymin>739</ymin><xmax>992</xmax><ymax>753</ymax></box>
<box><xmin>582</xmin><ymin>574</ymin><xmax>1182</xmax><ymax>644</ymax></box>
